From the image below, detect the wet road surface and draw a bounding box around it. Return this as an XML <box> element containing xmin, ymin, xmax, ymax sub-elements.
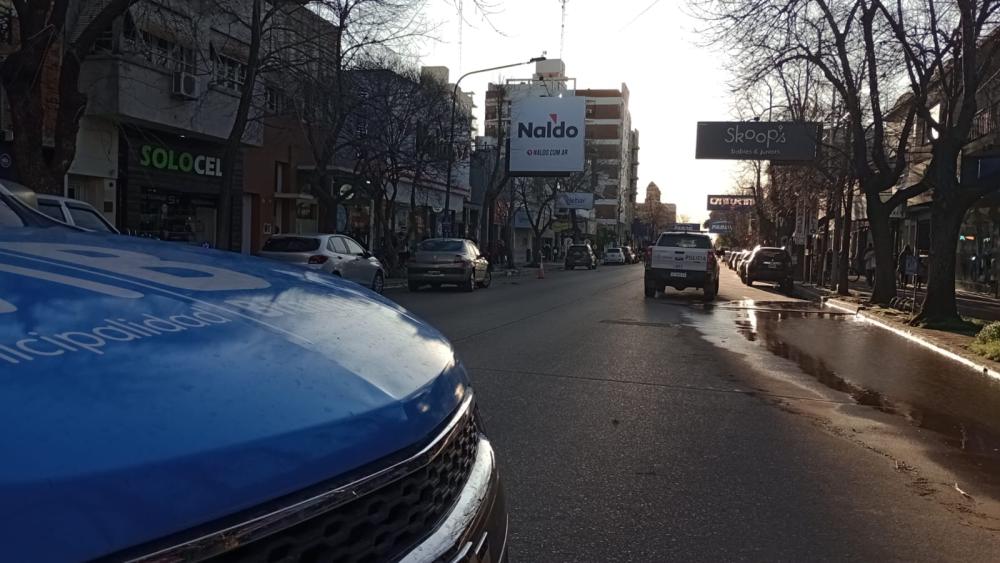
<box><xmin>390</xmin><ymin>264</ymin><xmax>1000</xmax><ymax>561</ymax></box>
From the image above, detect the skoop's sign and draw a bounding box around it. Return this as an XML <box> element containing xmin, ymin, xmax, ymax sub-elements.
<box><xmin>695</xmin><ymin>122</ymin><xmax>821</xmax><ymax>161</ymax></box>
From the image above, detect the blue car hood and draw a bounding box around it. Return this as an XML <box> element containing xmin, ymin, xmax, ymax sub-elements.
<box><xmin>0</xmin><ymin>228</ymin><xmax>468</xmax><ymax>561</ymax></box>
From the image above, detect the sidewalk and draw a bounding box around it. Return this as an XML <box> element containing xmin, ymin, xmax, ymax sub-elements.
<box><xmin>795</xmin><ymin>281</ymin><xmax>1000</xmax><ymax>378</ymax></box>
<box><xmin>797</xmin><ymin>278</ymin><xmax>1000</xmax><ymax>321</ymax></box>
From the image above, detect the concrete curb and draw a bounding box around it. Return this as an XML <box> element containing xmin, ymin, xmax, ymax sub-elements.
<box><xmin>795</xmin><ymin>285</ymin><xmax>1000</xmax><ymax>382</ymax></box>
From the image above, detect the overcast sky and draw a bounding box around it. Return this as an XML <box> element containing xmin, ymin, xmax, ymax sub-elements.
<box><xmin>416</xmin><ymin>0</ymin><xmax>742</xmax><ymax>224</ymax></box>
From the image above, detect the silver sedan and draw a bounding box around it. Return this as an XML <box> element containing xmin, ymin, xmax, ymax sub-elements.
<box><xmin>260</xmin><ymin>234</ymin><xmax>386</xmax><ymax>293</ymax></box>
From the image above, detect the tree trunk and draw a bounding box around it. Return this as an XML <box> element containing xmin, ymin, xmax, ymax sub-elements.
<box><xmin>830</xmin><ymin>184</ymin><xmax>843</xmax><ymax>290</ymax></box>
<box><xmin>837</xmin><ymin>186</ymin><xmax>854</xmax><ymax>295</ymax></box>
<box><xmin>866</xmin><ymin>193</ymin><xmax>897</xmax><ymax>304</ymax></box>
<box><xmin>914</xmin><ymin>196</ymin><xmax>965</xmax><ymax>324</ymax></box>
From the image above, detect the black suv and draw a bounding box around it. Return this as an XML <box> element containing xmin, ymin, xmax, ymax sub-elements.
<box><xmin>564</xmin><ymin>244</ymin><xmax>597</xmax><ymax>270</ymax></box>
<box><xmin>742</xmin><ymin>247</ymin><xmax>794</xmax><ymax>294</ymax></box>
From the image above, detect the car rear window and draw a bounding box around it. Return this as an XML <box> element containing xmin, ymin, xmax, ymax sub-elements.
<box><xmin>608</xmin><ymin>248</ymin><xmax>621</xmax><ymax>253</ymax></box>
<box><xmin>418</xmin><ymin>240</ymin><xmax>464</xmax><ymax>252</ymax></box>
<box><xmin>37</xmin><ymin>200</ymin><xmax>65</xmax><ymax>222</ymax></box>
<box><xmin>755</xmin><ymin>249</ymin><xmax>788</xmax><ymax>261</ymax></box>
<box><xmin>0</xmin><ymin>198</ymin><xmax>23</xmax><ymax>227</ymax></box>
<box><xmin>263</xmin><ymin>237</ymin><xmax>320</xmax><ymax>252</ymax></box>
<box><xmin>569</xmin><ymin>245</ymin><xmax>589</xmax><ymax>252</ymax></box>
<box><xmin>66</xmin><ymin>204</ymin><xmax>113</xmax><ymax>233</ymax></box>
<box><xmin>656</xmin><ymin>234</ymin><xmax>712</xmax><ymax>249</ymax></box>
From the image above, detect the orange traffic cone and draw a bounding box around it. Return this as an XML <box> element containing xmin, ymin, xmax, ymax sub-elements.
<box><xmin>537</xmin><ymin>261</ymin><xmax>545</xmax><ymax>279</ymax></box>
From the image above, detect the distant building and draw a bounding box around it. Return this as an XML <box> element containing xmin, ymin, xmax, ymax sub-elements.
<box><xmin>638</xmin><ymin>182</ymin><xmax>676</xmax><ymax>236</ymax></box>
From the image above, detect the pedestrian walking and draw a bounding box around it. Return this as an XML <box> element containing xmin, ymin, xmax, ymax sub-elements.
<box><xmin>897</xmin><ymin>245</ymin><xmax>913</xmax><ymax>288</ymax></box>
<box><xmin>863</xmin><ymin>242</ymin><xmax>877</xmax><ymax>287</ymax></box>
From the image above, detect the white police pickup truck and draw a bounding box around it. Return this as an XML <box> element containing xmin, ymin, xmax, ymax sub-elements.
<box><xmin>644</xmin><ymin>231</ymin><xmax>720</xmax><ymax>301</ymax></box>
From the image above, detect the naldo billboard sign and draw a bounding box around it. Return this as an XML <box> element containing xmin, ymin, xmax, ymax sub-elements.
<box><xmin>508</xmin><ymin>96</ymin><xmax>586</xmax><ymax>176</ymax></box>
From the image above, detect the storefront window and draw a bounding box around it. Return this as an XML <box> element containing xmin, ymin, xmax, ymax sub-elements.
<box><xmin>138</xmin><ymin>188</ymin><xmax>217</xmax><ymax>246</ymax></box>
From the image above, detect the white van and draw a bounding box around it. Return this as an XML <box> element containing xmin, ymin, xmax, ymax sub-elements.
<box><xmin>35</xmin><ymin>194</ymin><xmax>118</xmax><ymax>233</ymax></box>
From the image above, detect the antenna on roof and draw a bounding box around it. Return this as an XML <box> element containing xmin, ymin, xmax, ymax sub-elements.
<box><xmin>559</xmin><ymin>0</ymin><xmax>568</xmax><ymax>59</ymax></box>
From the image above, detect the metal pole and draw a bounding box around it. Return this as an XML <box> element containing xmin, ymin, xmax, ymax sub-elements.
<box><xmin>444</xmin><ymin>57</ymin><xmax>546</xmax><ymax>237</ymax></box>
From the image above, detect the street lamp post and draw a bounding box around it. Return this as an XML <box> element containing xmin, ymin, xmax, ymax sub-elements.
<box><xmin>442</xmin><ymin>56</ymin><xmax>546</xmax><ymax>237</ymax></box>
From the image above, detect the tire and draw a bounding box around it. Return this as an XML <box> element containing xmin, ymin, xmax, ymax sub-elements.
<box><xmin>703</xmin><ymin>280</ymin><xmax>718</xmax><ymax>302</ymax></box>
<box><xmin>746</xmin><ymin>276</ymin><xmax>753</xmax><ymax>287</ymax></box>
<box><xmin>565</xmin><ymin>263</ymin><xmax>571</xmax><ymax>270</ymax></box>
<box><xmin>407</xmin><ymin>280</ymin><xmax>420</xmax><ymax>292</ymax></box>
<box><xmin>371</xmin><ymin>271</ymin><xmax>385</xmax><ymax>294</ymax></box>
<box><xmin>478</xmin><ymin>269</ymin><xmax>492</xmax><ymax>288</ymax></box>
<box><xmin>644</xmin><ymin>285</ymin><xmax>656</xmax><ymax>298</ymax></box>
<box><xmin>782</xmin><ymin>279</ymin><xmax>794</xmax><ymax>295</ymax></box>
<box><xmin>463</xmin><ymin>271</ymin><xmax>476</xmax><ymax>292</ymax></box>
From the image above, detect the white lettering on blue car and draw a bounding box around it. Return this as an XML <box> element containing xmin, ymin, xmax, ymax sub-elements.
<box><xmin>0</xmin><ymin>243</ymin><xmax>269</xmax><ymax>291</ymax></box>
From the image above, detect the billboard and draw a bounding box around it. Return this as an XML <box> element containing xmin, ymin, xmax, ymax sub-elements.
<box><xmin>695</xmin><ymin>122</ymin><xmax>821</xmax><ymax>161</ymax></box>
<box><xmin>707</xmin><ymin>194</ymin><xmax>755</xmax><ymax>211</ymax></box>
<box><xmin>555</xmin><ymin>192</ymin><xmax>594</xmax><ymax>210</ymax></box>
<box><xmin>708</xmin><ymin>220</ymin><xmax>733</xmax><ymax>234</ymax></box>
<box><xmin>508</xmin><ymin>96</ymin><xmax>586</xmax><ymax>176</ymax></box>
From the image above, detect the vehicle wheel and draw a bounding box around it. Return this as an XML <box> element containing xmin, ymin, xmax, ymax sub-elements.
<box><xmin>644</xmin><ymin>285</ymin><xmax>656</xmax><ymax>298</ymax></box>
<box><xmin>408</xmin><ymin>280</ymin><xmax>420</xmax><ymax>292</ymax></box>
<box><xmin>371</xmin><ymin>271</ymin><xmax>385</xmax><ymax>294</ymax></box>
<box><xmin>463</xmin><ymin>272</ymin><xmax>477</xmax><ymax>292</ymax></box>
<box><xmin>703</xmin><ymin>281</ymin><xmax>718</xmax><ymax>302</ymax></box>
<box><xmin>478</xmin><ymin>269</ymin><xmax>492</xmax><ymax>288</ymax></box>
<box><xmin>746</xmin><ymin>276</ymin><xmax>753</xmax><ymax>287</ymax></box>
<box><xmin>782</xmin><ymin>279</ymin><xmax>794</xmax><ymax>295</ymax></box>
<box><xmin>565</xmin><ymin>263</ymin><xmax>571</xmax><ymax>270</ymax></box>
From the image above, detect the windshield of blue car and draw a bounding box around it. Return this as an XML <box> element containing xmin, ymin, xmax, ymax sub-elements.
<box><xmin>418</xmin><ymin>240</ymin><xmax>464</xmax><ymax>252</ymax></box>
<box><xmin>262</xmin><ymin>237</ymin><xmax>321</xmax><ymax>252</ymax></box>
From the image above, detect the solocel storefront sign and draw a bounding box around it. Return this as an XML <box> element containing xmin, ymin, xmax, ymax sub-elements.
<box><xmin>139</xmin><ymin>145</ymin><xmax>224</xmax><ymax>177</ymax></box>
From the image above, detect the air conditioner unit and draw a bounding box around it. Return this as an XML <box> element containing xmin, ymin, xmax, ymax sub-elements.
<box><xmin>171</xmin><ymin>71</ymin><xmax>199</xmax><ymax>100</ymax></box>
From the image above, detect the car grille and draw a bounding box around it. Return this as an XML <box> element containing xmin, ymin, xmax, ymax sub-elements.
<box><xmin>210</xmin><ymin>412</ymin><xmax>480</xmax><ymax>563</ymax></box>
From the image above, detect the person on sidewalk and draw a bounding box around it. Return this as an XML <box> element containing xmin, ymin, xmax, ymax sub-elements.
<box><xmin>897</xmin><ymin>245</ymin><xmax>913</xmax><ymax>288</ymax></box>
<box><xmin>863</xmin><ymin>242</ymin><xmax>877</xmax><ymax>287</ymax></box>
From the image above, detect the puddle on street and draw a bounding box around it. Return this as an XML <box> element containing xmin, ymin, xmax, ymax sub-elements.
<box><xmin>696</xmin><ymin>301</ymin><xmax>1000</xmax><ymax>477</ymax></box>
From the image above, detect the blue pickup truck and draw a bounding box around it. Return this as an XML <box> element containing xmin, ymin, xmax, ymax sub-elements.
<box><xmin>0</xmin><ymin>181</ymin><xmax>507</xmax><ymax>562</ymax></box>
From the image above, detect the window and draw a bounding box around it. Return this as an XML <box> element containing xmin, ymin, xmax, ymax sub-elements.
<box><xmin>262</xmin><ymin>237</ymin><xmax>320</xmax><ymax>252</ymax></box>
<box><xmin>265</xmin><ymin>87</ymin><xmax>290</xmax><ymax>113</ymax></box>
<box><xmin>0</xmin><ymin>5</ymin><xmax>13</xmax><ymax>47</ymax></box>
<box><xmin>37</xmin><ymin>200</ymin><xmax>66</xmax><ymax>222</ymax></box>
<box><xmin>215</xmin><ymin>55</ymin><xmax>248</xmax><ymax>91</ymax></box>
<box><xmin>330</xmin><ymin>237</ymin><xmax>350</xmax><ymax>254</ymax></box>
<box><xmin>0</xmin><ymin>198</ymin><xmax>23</xmax><ymax>227</ymax></box>
<box><xmin>133</xmin><ymin>30</ymin><xmax>195</xmax><ymax>74</ymax></box>
<box><xmin>656</xmin><ymin>234</ymin><xmax>711</xmax><ymax>249</ymax></box>
<box><xmin>343</xmin><ymin>237</ymin><xmax>365</xmax><ymax>255</ymax></box>
<box><xmin>418</xmin><ymin>240</ymin><xmax>464</xmax><ymax>252</ymax></box>
<box><xmin>66</xmin><ymin>204</ymin><xmax>114</xmax><ymax>233</ymax></box>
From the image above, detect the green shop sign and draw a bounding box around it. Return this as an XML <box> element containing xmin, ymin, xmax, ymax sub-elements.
<box><xmin>139</xmin><ymin>144</ymin><xmax>224</xmax><ymax>177</ymax></box>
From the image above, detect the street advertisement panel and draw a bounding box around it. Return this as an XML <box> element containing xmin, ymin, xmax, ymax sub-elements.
<box><xmin>708</xmin><ymin>220</ymin><xmax>732</xmax><ymax>234</ymax></box>
<box><xmin>668</xmin><ymin>223</ymin><xmax>701</xmax><ymax>232</ymax></box>
<box><xmin>509</xmin><ymin>96</ymin><xmax>586</xmax><ymax>176</ymax></box>
<box><xmin>555</xmin><ymin>192</ymin><xmax>594</xmax><ymax>210</ymax></box>
<box><xmin>707</xmin><ymin>194</ymin><xmax>756</xmax><ymax>211</ymax></box>
<box><xmin>696</xmin><ymin>122</ymin><xmax>821</xmax><ymax>161</ymax></box>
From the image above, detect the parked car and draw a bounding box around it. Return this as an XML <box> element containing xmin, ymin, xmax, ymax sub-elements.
<box><xmin>407</xmin><ymin>238</ymin><xmax>491</xmax><ymax>292</ymax></box>
<box><xmin>35</xmin><ymin>194</ymin><xmax>118</xmax><ymax>234</ymax></box>
<box><xmin>260</xmin><ymin>234</ymin><xmax>386</xmax><ymax>293</ymax></box>
<box><xmin>0</xmin><ymin>180</ymin><xmax>508</xmax><ymax>562</ymax></box>
<box><xmin>564</xmin><ymin>243</ymin><xmax>598</xmax><ymax>270</ymax></box>
<box><xmin>742</xmin><ymin>246</ymin><xmax>795</xmax><ymax>293</ymax></box>
<box><xmin>645</xmin><ymin>231</ymin><xmax>720</xmax><ymax>301</ymax></box>
<box><xmin>603</xmin><ymin>247</ymin><xmax>627</xmax><ymax>265</ymax></box>
<box><xmin>735</xmin><ymin>249</ymin><xmax>752</xmax><ymax>273</ymax></box>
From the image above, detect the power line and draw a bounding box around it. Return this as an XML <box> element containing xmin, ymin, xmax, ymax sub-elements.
<box><xmin>619</xmin><ymin>0</ymin><xmax>662</xmax><ymax>32</ymax></box>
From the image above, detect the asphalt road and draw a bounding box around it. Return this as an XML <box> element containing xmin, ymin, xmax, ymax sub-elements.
<box><xmin>390</xmin><ymin>265</ymin><xmax>1000</xmax><ymax>562</ymax></box>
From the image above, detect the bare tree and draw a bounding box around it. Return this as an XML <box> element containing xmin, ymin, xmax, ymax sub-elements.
<box><xmin>513</xmin><ymin>175</ymin><xmax>563</xmax><ymax>265</ymax></box>
<box><xmin>880</xmin><ymin>0</ymin><xmax>1000</xmax><ymax>324</ymax></box>
<box><xmin>695</xmin><ymin>0</ymin><xmax>926</xmax><ymax>304</ymax></box>
<box><xmin>1</xmin><ymin>0</ymin><xmax>140</xmax><ymax>195</ymax></box>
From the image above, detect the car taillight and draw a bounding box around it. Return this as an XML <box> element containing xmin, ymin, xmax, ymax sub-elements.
<box><xmin>707</xmin><ymin>252</ymin><xmax>716</xmax><ymax>272</ymax></box>
<box><xmin>308</xmin><ymin>255</ymin><xmax>328</xmax><ymax>264</ymax></box>
<box><xmin>645</xmin><ymin>247</ymin><xmax>652</xmax><ymax>265</ymax></box>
